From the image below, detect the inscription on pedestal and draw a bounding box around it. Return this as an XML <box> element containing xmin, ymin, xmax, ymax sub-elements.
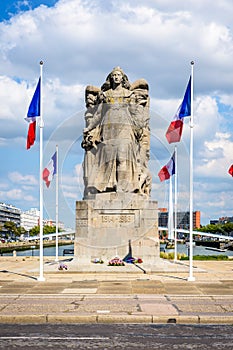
<box><xmin>101</xmin><ymin>214</ymin><xmax>133</xmax><ymax>225</ymax></box>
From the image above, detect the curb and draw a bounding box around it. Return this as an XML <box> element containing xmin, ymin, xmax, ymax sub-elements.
<box><xmin>0</xmin><ymin>315</ymin><xmax>46</xmax><ymax>324</ymax></box>
<box><xmin>1</xmin><ymin>314</ymin><xmax>233</xmax><ymax>324</ymax></box>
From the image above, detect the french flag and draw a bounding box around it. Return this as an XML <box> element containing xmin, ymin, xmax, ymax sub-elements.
<box><xmin>158</xmin><ymin>152</ymin><xmax>175</xmax><ymax>182</ymax></box>
<box><xmin>25</xmin><ymin>78</ymin><xmax>41</xmax><ymax>149</ymax></box>
<box><xmin>165</xmin><ymin>76</ymin><xmax>191</xmax><ymax>144</ymax></box>
<box><xmin>43</xmin><ymin>152</ymin><xmax>57</xmax><ymax>188</ymax></box>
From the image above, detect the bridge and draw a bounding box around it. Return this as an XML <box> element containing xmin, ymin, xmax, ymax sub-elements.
<box><xmin>158</xmin><ymin>227</ymin><xmax>233</xmax><ymax>241</ymax></box>
<box><xmin>26</xmin><ymin>229</ymin><xmax>75</xmax><ymax>241</ymax></box>
<box><xmin>27</xmin><ymin>227</ymin><xmax>233</xmax><ymax>242</ymax></box>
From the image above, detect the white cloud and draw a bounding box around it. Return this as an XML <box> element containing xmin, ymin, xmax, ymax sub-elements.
<box><xmin>62</xmin><ymin>190</ymin><xmax>77</xmax><ymax>200</ymax></box>
<box><xmin>194</xmin><ymin>96</ymin><xmax>221</xmax><ymax>143</ymax></box>
<box><xmin>8</xmin><ymin>171</ymin><xmax>38</xmax><ymax>185</ymax></box>
<box><xmin>0</xmin><ymin>188</ymin><xmax>35</xmax><ymax>202</ymax></box>
<box><xmin>0</xmin><ymin>183</ymin><xmax>8</xmax><ymax>190</ymax></box>
<box><xmin>195</xmin><ymin>132</ymin><xmax>233</xmax><ymax>178</ymax></box>
<box><xmin>0</xmin><ymin>76</ymin><xmax>27</xmax><ymax>121</ymax></box>
<box><xmin>218</xmin><ymin>94</ymin><xmax>233</xmax><ymax>109</ymax></box>
<box><xmin>61</xmin><ymin>166</ymin><xmax>84</xmax><ymax>199</ymax></box>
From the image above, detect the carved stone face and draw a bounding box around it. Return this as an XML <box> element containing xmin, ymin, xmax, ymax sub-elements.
<box><xmin>111</xmin><ymin>70</ymin><xmax>123</xmax><ymax>85</ymax></box>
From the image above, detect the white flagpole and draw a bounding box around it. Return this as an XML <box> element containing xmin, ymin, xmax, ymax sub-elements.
<box><xmin>188</xmin><ymin>61</ymin><xmax>195</xmax><ymax>281</ymax></box>
<box><xmin>168</xmin><ymin>175</ymin><xmax>173</xmax><ymax>241</ymax></box>
<box><xmin>55</xmin><ymin>144</ymin><xmax>59</xmax><ymax>262</ymax></box>
<box><xmin>38</xmin><ymin>60</ymin><xmax>45</xmax><ymax>281</ymax></box>
<box><xmin>174</xmin><ymin>145</ymin><xmax>178</xmax><ymax>261</ymax></box>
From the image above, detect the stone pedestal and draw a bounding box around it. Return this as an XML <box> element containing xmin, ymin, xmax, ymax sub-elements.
<box><xmin>74</xmin><ymin>193</ymin><xmax>159</xmax><ymax>270</ymax></box>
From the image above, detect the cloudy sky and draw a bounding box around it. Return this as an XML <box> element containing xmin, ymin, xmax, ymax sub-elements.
<box><xmin>0</xmin><ymin>0</ymin><xmax>233</xmax><ymax>228</ymax></box>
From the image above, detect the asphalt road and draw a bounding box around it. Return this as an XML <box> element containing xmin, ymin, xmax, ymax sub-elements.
<box><xmin>1</xmin><ymin>324</ymin><xmax>233</xmax><ymax>349</ymax></box>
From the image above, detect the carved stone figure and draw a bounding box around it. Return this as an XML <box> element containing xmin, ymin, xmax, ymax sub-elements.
<box><xmin>81</xmin><ymin>67</ymin><xmax>152</xmax><ymax>198</ymax></box>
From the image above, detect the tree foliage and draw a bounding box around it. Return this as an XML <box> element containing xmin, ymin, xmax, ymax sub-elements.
<box><xmin>3</xmin><ymin>221</ymin><xmax>20</xmax><ymax>237</ymax></box>
<box><xmin>29</xmin><ymin>225</ymin><xmax>60</xmax><ymax>236</ymax></box>
<box><xmin>196</xmin><ymin>222</ymin><xmax>233</xmax><ymax>235</ymax></box>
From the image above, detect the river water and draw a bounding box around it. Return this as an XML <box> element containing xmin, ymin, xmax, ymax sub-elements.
<box><xmin>3</xmin><ymin>243</ymin><xmax>233</xmax><ymax>257</ymax></box>
<box><xmin>2</xmin><ymin>244</ymin><xmax>74</xmax><ymax>257</ymax></box>
<box><xmin>160</xmin><ymin>243</ymin><xmax>233</xmax><ymax>257</ymax></box>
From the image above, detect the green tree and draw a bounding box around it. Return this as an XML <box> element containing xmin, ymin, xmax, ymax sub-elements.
<box><xmin>29</xmin><ymin>225</ymin><xmax>59</xmax><ymax>236</ymax></box>
<box><xmin>29</xmin><ymin>225</ymin><xmax>40</xmax><ymax>236</ymax></box>
<box><xmin>4</xmin><ymin>221</ymin><xmax>20</xmax><ymax>238</ymax></box>
<box><xmin>43</xmin><ymin>225</ymin><xmax>56</xmax><ymax>234</ymax></box>
<box><xmin>18</xmin><ymin>226</ymin><xmax>27</xmax><ymax>237</ymax></box>
<box><xmin>197</xmin><ymin>223</ymin><xmax>233</xmax><ymax>236</ymax></box>
<box><xmin>222</xmin><ymin>222</ymin><xmax>233</xmax><ymax>235</ymax></box>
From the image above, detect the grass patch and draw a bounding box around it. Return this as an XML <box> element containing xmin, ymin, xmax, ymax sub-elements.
<box><xmin>180</xmin><ymin>255</ymin><xmax>228</xmax><ymax>261</ymax></box>
<box><xmin>160</xmin><ymin>252</ymin><xmax>187</xmax><ymax>260</ymax></box>
<box><xmin>160</xmin><ymin>252</ymin><xmax>229</xmax><ymax>261</ymax></box>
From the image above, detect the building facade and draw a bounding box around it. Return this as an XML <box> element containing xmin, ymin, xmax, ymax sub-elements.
<box><xmin>20</xmin><ymin>208</ymin><xmax>40</xmax><ymax>232</ymax></box>
<box><xmin>218</xmin><ymin>216</ymin><xmax>233</xmax><ymax>224</ymax></box>
<box><xmin>158</xmin><ymin>209</ymin><xmax>201</xmax><ymax>229</ymax></box>
<box><xmin>0</xmin><ymin>202</ymin><xmax>21</xmax><ymax>229</ymax></box>
<box><xmin>0</xmin><ymin>202</ymin><xmax>65</xmax><ymax>236</ymax></box>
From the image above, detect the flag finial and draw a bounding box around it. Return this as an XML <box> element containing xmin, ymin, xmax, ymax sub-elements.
<box><xmin>40</xmin><ymin>60</ymin><xmax>43</xmax><ymax>65</ymax></box>
<box><xmin>191</xmin><ymin>61</ymin><xmax>194</xmax><ymax>65</ymax></box>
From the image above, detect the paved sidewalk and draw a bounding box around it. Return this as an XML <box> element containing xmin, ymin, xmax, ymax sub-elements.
<box><xmin>0</xmin><ymin>257</ymin><xmax>233</xmax><ymax>324</ymax></box>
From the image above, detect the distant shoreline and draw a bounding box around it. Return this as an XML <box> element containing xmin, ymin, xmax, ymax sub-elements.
<box><xmin>0</xmin><ymin>240</ymin><xmax>74</xmax><ymax>254</ymax></box>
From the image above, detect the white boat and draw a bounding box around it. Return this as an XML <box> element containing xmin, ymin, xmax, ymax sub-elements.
<box><xmin>205</xmin><ymin>247</ymin><xmax>227</xmax><ymax>253</ymax></box>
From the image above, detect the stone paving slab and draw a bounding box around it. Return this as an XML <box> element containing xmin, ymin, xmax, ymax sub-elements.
<box><xmin>140</xmin><ymin>302</ymin><xmax>179</xmax><ymax>316</ymax></box>
<box><xmin>62</xmin><ymin>288</ymin><xmax>98</xmax><ymax>294</ymax></box>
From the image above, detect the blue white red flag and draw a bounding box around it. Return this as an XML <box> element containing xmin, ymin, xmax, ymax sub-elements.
<box><xmin>43</xmin><ymin>152</ymin><xmax>57</xmax><ymax>188</ymax></box>
<box><xmin>158</xmin><ymin>152</ymin><xmax>175</xmax><ymax>182</ymax></box>
<box><xmin>25</xmin><ymin>78</ymin><xmax>41</xmax><ymax>149</ymax></box>
<box><xmin>166</xmin><ymin>76</ymin><xmax>191</xmax><ymax>144</ymax></box>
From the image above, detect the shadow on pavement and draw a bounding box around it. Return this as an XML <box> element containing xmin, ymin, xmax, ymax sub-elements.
<box><xmin>157</xmin><ymin>274</ymin><xmax>187</xmax><ymax>281</ymax></box>
<box><xmin>0</xmin><ymin>269</ymin><xmax>37</xmax><ymax>280</ymax></box>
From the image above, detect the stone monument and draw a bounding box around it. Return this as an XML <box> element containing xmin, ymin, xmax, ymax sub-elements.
<box><xmin>75</xmin><ymin>67</ymin><xmax>159</xmax><ymax>271</ymax></box>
